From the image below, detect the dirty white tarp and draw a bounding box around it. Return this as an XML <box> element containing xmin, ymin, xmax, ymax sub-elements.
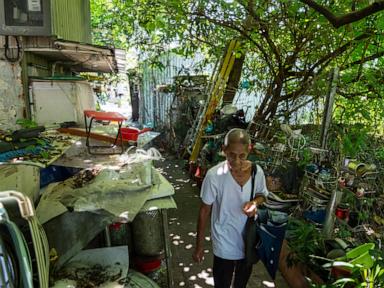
<box><xmin>52</xmin><ymin>246</ymin><xmax>160</xmax><ymax>288</ymax></box>
<box><xmin>36</xmin><ymin>162</ymin><xmax>174</xmax><ymax>224</ymax></box>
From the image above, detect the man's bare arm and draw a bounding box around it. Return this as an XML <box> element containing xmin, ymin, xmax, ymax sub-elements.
<box><xmin>193</xmin><ymin>202</ymin><xmax>212</xmax><ymax>263</ymax></box>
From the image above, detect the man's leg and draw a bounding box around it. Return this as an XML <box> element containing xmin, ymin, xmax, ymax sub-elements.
<box><xmin>213</xmin><ymin>255</ymin><xmax>235</xmax><ymax>288</ymax></box>
<box><xmin>233</xmin><ymin>259</ymin><xmax>253</xmax><ymax>288</ymax></box>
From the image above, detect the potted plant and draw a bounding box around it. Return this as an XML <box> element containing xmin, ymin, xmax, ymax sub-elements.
<box><xmin>309</xmin><ymin>243</ymin><xmax>384</xmax><ymax>287</ymax></box>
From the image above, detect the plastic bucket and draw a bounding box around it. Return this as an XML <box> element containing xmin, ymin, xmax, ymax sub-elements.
<box><xmin>134</xmin><ymin>256</ymin><xmax>162</xmax><ymax>273</ymax></box>
<box><xmin>121</xmin><ymin>127</ymin><xmax>140</xmax><ymax>141</ymax></box>
<box><xmin>121</xmin><ymin>127</ymin><xmax>152</xmax><ymax>142</ymax></box>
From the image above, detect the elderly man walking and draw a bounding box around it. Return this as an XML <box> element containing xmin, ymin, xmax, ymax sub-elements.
<box><xmin>193</xmin><ymin>128</ymin><xmax>269</xmax><ymax>288</ymax></box>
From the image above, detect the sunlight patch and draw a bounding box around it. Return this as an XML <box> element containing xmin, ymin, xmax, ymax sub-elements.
<box><xmin>262</xmin><ymin>280</ymin><xmax>276</xmax><ymax>287</ymax></box>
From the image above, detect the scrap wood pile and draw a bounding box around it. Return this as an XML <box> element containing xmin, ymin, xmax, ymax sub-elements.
<box><xmin>183</xmin><ymin>116</ymin><xmax>384</xmax><ymax>285</ymax></box>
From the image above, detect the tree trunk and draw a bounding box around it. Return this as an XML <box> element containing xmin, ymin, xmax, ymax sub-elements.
<box><xmin>222</xmin><ymin>53</ymin><xmax>246</xmax><ymax>104</ymax></box>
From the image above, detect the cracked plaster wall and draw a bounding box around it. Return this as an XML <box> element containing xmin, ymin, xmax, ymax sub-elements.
<box><xmin>0</xmin><ymin>60</ymin><xmax>25</xmax><ymax>130</ymax></box>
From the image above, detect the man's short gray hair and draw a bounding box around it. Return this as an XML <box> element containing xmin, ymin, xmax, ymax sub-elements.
<box><xmin>223</xmin><ymin>128</ymin><xmax>251</xmax><ymax>147</ymax></box>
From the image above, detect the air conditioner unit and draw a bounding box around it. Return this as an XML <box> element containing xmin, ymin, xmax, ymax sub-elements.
<box><xmin>0</xmin><ymin>0</ymin><xmax>51</xmax><ymax>36</ymax></box>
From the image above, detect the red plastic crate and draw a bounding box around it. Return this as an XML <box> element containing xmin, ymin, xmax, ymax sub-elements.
<box><xmin>121</xmin><ymin>127</ymin><xmax>140</xmax><ymax>141</ymax></box>
<box><xmin>120</xmin><ymin>127</ymin><xmax>152</xmax><ymax>142</ymax></box>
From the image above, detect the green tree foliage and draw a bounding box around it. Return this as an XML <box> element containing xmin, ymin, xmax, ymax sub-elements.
<box><xmin>91</xmin><ymin>0</ymin><xmax>384</xmax><ymax>124</ymax></box>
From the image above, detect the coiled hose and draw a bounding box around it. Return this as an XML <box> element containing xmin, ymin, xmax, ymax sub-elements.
<box><xmin>0</xmin><ymin>192</ymin><xmax>49</xmax><ymax>288</ymax></box>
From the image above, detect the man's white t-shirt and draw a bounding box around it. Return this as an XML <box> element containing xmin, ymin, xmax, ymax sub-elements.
<box><xmin>201</xmin><ymin>161</ymin><xmax>269</xmax><ymax>260</ymax></box>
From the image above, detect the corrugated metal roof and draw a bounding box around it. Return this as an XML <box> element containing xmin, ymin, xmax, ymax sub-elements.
<box><xmin>23</xmin><ymin>40</ymin><xmax>125</xmax><ymax>73</ymax></box>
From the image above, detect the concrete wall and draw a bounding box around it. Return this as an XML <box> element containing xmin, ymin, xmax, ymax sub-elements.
<box><xmin>0</xmin><ymin>60</ymin><xmax>25</xmax><ymax>131</ymax></box>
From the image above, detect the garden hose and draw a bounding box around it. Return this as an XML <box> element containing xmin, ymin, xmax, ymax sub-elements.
<box><xmin>0</xmin><ymin>191</ymin><xmax>49</xmax><ymax>288</ymax></box>
<box><xmin>0</xmin><ymin>205</ymin><xmax>33</xmax><ymax>287</ymax></box>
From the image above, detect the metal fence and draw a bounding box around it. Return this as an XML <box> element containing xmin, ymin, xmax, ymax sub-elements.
<box><xmin>139</xmin><ymin>52</ymin><xmax>207</xmax><ymax>128</ymax></box>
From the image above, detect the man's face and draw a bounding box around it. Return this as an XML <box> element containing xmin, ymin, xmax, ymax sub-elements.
<box><xmin>224</xmin><ymin>142</ymin><xmax>249</xmax><ymax>170</ymax></box>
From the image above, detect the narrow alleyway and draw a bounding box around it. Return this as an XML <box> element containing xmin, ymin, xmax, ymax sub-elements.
<box><xmin>156</xmin><ymin>155</ymin><xmax>289</xmax><ymax>288</ymax></box>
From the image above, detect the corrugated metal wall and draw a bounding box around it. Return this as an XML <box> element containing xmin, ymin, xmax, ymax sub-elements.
<box><xmin>51</xmin><ymin>0</ymin><xmax>91</xmax><ymax>43</ymax></box>
<box><xmin>233</xmin><ymin>88</ymin><xmax>261</xmax><ymax>122</ymax></box>
<box><xmin>233</xmin><ymin>87</ymin><xmax>317</xmax><ymax>125</ymax></box>
<box><xmin>140</xmin><ymin>53</ymin><xmax>206</xmax><ymax>128</ymax></box>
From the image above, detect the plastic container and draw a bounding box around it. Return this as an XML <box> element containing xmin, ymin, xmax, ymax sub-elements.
<box><xmin>134</xmin><ymin>256</ymin><xmax>162</xmax><ymax>273</ymax></box>
<box><xmin>121</xmin><ymin>127</ymin><xmax>152</xmax><ymax>142</ymax></box>
<box><xmin>121</xmin><ymin>127</ymin><xmax>140</xmax><ymax>141</ymax></box>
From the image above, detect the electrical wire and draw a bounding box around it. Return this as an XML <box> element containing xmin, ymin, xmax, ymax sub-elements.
<box><xmin>28</xmin><ymin>216</ymin><xmax>49</xmax><ymax>288</ymax></box>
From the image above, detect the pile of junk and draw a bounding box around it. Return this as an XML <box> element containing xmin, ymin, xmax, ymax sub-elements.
<box><xmin>0</xmin><ymin>147</ymin><xmax>172</xmax><ymax>288</ymax></box>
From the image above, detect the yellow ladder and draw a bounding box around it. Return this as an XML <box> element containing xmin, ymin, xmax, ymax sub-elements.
<box><xmin>189</xmin><ymin>39</ymin><xmax>240</xmax><ymax>162</ymax></box>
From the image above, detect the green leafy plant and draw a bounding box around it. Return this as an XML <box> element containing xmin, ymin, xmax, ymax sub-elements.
<box><xmin>286</xmin><ymin>218</ymin><xmax>325</xmax><ymax>268</ymax></box>
<box><xmin>375</xmin><ymin>147</ymin><xmax>384</xmax><ymax>161</ymax></box>
<box><xmin>310</xmin><ymin>245</ymin><xmax>384</xmax><ymax>288</ymax></box>
<box><xmin>40</xmin><ymin>151</ymin><xmax>50</xmax><ymax>159</ymax></box>
<box><xmin>16</xmin><ymin>119</ymin><xmax>38</xmax><ymax>129</ymax></box>
<box><xmin>328</xmin><ymin>125</ymin><xmax>369</xmax><ymax>159</ymax></box>
<box><xmin>298</xmin><ymin>147</ymin><xmax>312</xmax><ymax>168</ymax></box>
<box><xmin>335</xmin><ymin>221</ymin><xmax>353</xmax><ymax>239</ymax></box>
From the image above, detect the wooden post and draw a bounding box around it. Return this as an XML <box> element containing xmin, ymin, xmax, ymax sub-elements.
<box><xmin>161</xmin><ymin>209</ymin><xmax>174</xmax><ymax>288</ymax></box>
<box><xmin>320</xmin><ymin>67</ymin><xmax>339</xmax><ymax>149</ymax></box>
<box><xmin>323</xmin><ymin>189</ymin><xmax>343</xmax><ymax>239</ymax></box>
<box><xmin>320</xmin><ymin>67</ymin><xmax>340</xmax><ymax>238</ymax></box>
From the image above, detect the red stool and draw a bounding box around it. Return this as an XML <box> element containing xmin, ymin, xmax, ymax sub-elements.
<box><xmin>84</xmin><ymin>110</ymin><xmax>127</xmax><ymax>154</ymax></box>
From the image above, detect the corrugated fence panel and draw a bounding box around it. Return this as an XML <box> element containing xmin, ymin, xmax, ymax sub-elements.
<box><xmin>233</xmin><ymin>89</ymin><xmax>261</xmax><ymax>122</ymax></box>
<box><xmin>140</xmin><ymin>53</ymin><xmax>187</xmax><ymax>128</ymax></box>
<box><xmin>51</xmin><ymin>0</ymin><xmax>91</xmax><ymax>43</ymax></box>
<box><xmin>140</xmin><ymin>53</ymin><xmax>209</xmax><ymax>128</ymax></box>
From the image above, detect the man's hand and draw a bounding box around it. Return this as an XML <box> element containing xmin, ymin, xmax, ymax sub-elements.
<box><xmin>243</xmin><ymin>201</ymin><xmax>257</xmax><ymax>217</ymax></box>
<box><xmin>192</xmin><ymin>246</ymin><xmax>204</xmax><ymax>263</ymax></box>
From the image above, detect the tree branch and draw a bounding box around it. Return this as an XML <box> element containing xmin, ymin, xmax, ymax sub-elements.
<box><xmin>337</xmin><ymin>87</ymin><xmax>382</xmax><ymax>99</ymax></box>
<box><xmin>309</xmin><ymin>32</ymin><xmax>373</xmax><ymax>74</ymax></box>
<box><xmin>279</xmin><ymin>96</ymin><xmax>317</xmax><ymax>116</ymax></box>
<box><xmin>299</xmin><ymin>0</ymin><xmax>384</xmax><ymax>28</ymax></box>
<box><xmin>191</xmin><ymin>10</ymin><xmax>278</xmax><ymax>77</ymax></box>
<box><xmin>341</xmin><ymin>50</ymin><xmax>384</xmax><ymax>70</ymax></box>
<box><xmin>246</xmin><ymin>0</ymin><xmax>282</xmax><ymax>65</ymax></box>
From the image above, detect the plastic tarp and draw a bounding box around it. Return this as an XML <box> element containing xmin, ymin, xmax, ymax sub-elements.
<box><xmin>36</xmin><ymin>161</ymin><xmax>174</xmax><ymax>224</ymax></box>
